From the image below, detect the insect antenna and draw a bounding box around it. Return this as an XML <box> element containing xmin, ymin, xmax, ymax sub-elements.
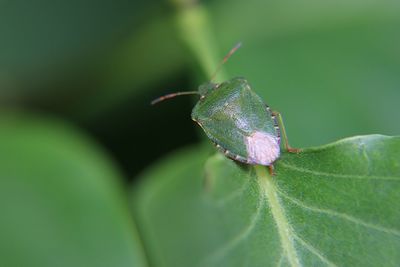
<box><xmin>210</xmin><ymin>42</ymin><xmax>242</xmax><ymax>82</ymax></box>
<box><xmin>151</xmin><ymin>91</ymin><xmax>200</xmax><ymax>105</ymax></box>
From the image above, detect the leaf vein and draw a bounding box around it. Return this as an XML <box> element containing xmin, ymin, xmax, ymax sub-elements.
<box><xmin>255</xmin><ymin>166</ymin><xmax>301</xmax><ymax>267</ymax></box>
<box><xmin>216</xmin><ymin>178</ymin><xmax>252</xmax><ymax>207</ymax></box>
<box><xmin>199</xmin><ymin>191</ymin><xmax>264</xmax><ymax>266</ymax></box>
<box><xmin>277</xmin><ymin>189</ymin><xmax>400</xmax><ymax>237</ymax></box>
<box><xmin>279</xmin><ymin>162</ymin><xmax>400</xmax><ymax>181</ymax></box>
<box><xmin>293</xmin><ymin>233</ymin><xmax>338</xmax><ymax>267</ymax></box>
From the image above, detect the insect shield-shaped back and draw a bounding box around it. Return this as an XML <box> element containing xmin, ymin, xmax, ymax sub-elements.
<box><xmin>151</xmin><ymin>43</ymin><xmax>286</xmax><ymax>166</ymax></box>
<box><xmin>191</xmin><ymin>77</ymin><xmax>281</xmax><ymax>166</ymax></box>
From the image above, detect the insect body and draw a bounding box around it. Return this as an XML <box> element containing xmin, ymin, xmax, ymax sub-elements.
<box><xmin>192</xmin><ymin>78</ymin><xmax>280</xmax><ymax>165</ymax></box>
<box><xmin>152</xmin><ymin>77</ymin><xmax>299</xmax><ymax>166</ymax></box>
<box><xmin>151</xmin><ymin>44</ymin><xmax>299</xmax><ymax>168</ymax></box>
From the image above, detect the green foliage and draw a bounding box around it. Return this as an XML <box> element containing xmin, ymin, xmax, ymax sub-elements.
<box><xmin>132</xmin><ymin>135</ymin><xmax>400</xmax><ymax>266</ymax></box>
<box><xmin>1</xmin><ymin>0</ymin><xmax>400</xmax><ymax>266</ymax></box>
<box><xmin>0</xmin><ymin>114</ymin><xmax>147</xmax><ymax>267</ymax></box>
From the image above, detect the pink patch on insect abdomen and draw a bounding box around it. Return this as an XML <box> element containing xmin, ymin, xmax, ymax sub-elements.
<box><xmin>245</xmin><ymin>131</ymin><xmax>280</xmax><ymax>165</ymax></box>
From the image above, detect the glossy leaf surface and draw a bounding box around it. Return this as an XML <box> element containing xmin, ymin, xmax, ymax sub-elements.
<box><xmin>133</xmin><ymin>135</ymin><xmax>400</xmax><ymax>267</ymax></box>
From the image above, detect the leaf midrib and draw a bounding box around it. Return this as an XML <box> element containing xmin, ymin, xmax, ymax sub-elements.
<box><xmin>255</xmin><ymin>165</ymin><xmax>301</xmax><ymax>267</ymax></box>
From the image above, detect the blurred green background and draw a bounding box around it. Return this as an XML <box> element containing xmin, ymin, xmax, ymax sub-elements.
<box><xmin>0</xmin><ymin>0</ymin><xmax>399</xmax><ymax>266</ymax></box>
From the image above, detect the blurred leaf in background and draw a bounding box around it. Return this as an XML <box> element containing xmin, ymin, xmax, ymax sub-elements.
<box><xmin>0</xmin><ymin>114</ymin><xmax>147</xmax><ymax>267</ymax></box>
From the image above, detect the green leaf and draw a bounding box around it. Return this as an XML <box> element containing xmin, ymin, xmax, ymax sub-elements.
<box><xmin>132</xmin><ymin>135</ymin><xmax>400</xmax><ymax>267</ymax></box>
<box><xmin>0</xmin><ymin>114</ymin><xmax>147</xmax><ymax>267</ymax></box>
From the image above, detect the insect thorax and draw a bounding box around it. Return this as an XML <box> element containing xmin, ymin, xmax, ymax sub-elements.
<box><xmin>198</xmin><ymin>82</ymin><xmax>218</xmax><ymax>96</ymax></box>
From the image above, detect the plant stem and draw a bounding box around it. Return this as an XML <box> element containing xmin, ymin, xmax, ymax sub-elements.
<box><xmin>173</xmin><ymin>0</ymin><xmax>228</xmax><ymax>82</ymax></box>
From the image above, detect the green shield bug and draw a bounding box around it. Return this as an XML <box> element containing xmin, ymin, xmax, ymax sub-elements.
<box><xmin>152</xmin><ymin>44</ymin><xmax>299</xmax><ymax>172</ymax></box>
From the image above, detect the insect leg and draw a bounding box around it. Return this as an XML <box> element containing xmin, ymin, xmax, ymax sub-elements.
<box><xmin>272</xmin><ymin>111</ymin><xmax>301</xmax><ymax>153</ymax></box>
<box><xmin>268</xmin><ymin>165</ymin><xmax>275</xmax><ymax>176</ymax></box>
